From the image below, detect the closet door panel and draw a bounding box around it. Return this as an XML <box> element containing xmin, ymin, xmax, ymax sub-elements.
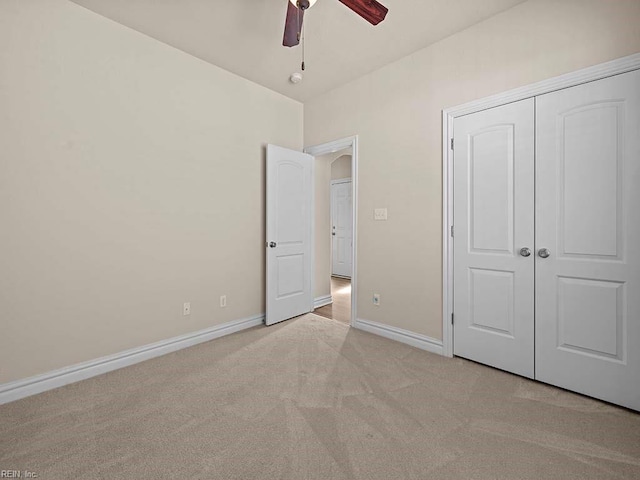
<box><xmin>453</xmin><ymin>98</ymin><xmax>535</xmax><ymax>378</ymax></box>
<box><xmin>535</xmin><ymin>69</ymin><xmax>640</xmax><ymax>411</ymax></box>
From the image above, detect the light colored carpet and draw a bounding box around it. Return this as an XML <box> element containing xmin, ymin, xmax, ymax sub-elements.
<box><xmin>1</xmin><ymin>313</ymin><xmax>639</xmax><ymax>479</ymax></box>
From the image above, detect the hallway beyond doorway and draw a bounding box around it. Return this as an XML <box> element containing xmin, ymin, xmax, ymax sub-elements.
<box><xmin>314</xmin><ymin>277</ymin><xmax>351</xmax><ymax>324</ymax></box>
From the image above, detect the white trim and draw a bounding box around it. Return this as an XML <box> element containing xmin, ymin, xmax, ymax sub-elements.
<box><xmin>314</xmin><ymin>294</ymin><xmax>333</xmax><ymax>309</ymax></box>
<box><xmin>308</xmin><ymin>150</ymin><xmax>316</xmax><ymax>315</ymax></box>
<box><xmin>330</xmin><ymin>177</ymin><xmax>351</xmax><ymax>185</ymax></box>
<box><xmin>354</xmin><ymin>318</ymin><xmax>443</xmax><ymax>356</ymax></box>
<box><xmin>442</xmin><ymin>53</ymin><xmax>640</xmax><ymax>359</ymax></box>
<box><xmin>306</xmin><ymin>136</ymin><xmax>356</xmax><ymax>157</ymax></box>
<box><xmin>442</xmin><ymin>110</ymin><xmax>454</xmax><ymax>358</ymax></box>
<box><xmin>0</xmin><ymin>314</ymin><xmax>264</xmax><ymax>405</ymax></box>
<box><xmin>305</xmin><ymin>136</ymin><xmax>359</xmax><ymax>328</ymax></box>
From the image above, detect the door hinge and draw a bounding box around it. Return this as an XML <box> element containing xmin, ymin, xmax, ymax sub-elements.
<box><xmin>450</xmin><ymin>225</ymin><xmax>454</xmax><ymax>237</ymax></box>
<box><xmin>450</xmin><ymin>138</ymin><xmax>454</xmax><ymax>150</ymax></box>
<box><xmin>451</xmin><ymin>313</ymin><xmax>454</xmax><ymax>325</ymax></box>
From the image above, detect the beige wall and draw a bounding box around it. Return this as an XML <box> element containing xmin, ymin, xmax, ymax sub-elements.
<box><xmin>331</xmin><ymin>155</ymin><xmax>352</xmax><ymax>181</ymax></box>
<box><xmin>0</xmin><ymin>0</ymin><xmax>302</xmax><ymax>384</ymax></box>
<box><xmin>304</xmin><ymin>0</ymin><xmax>640</xmax><ymax>339</ymax></box>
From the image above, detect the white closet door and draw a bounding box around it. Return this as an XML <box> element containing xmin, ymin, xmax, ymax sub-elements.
<box><xmin>536</xmin><ymin>69</ymin><xmax>640</xmax><ymax>410</ymax></box>
<box><xmin>453</xmin><ymin>98</ymin><xmax>535</xmax><ymax>378</ymax></box>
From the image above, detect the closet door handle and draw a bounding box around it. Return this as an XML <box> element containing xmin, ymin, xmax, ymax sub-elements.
<box><xmin>519</xmin><ymin>247</ymin><xmax>531</xmax><ymax>257</ymax></box>
<box><xmin>538</xmin><ymin>248</ymin><xmax>550</xmax><ymax>258</ymax></box>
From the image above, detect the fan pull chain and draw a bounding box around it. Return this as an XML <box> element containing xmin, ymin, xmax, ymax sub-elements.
<box><xmin>294</xmin><ymin>1</ymin><xmax>306</xmax><ymax>72</ymax></box>
<box><xmin>301</xmin><ymin>23</ymin><xmax>305</xmax><ymax>71</ymax></box>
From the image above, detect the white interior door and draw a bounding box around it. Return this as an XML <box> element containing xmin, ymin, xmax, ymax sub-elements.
<box><xmin>453</xmin><ymin>98</ymin><xmax>535</xmax><ymax>378</ymax></box>
<box><xmin>535</xmin><ymin>69</ymin><xmax>640</xmax><ymax>410</ymax></box>
<box><xmin>266</xmin><ymin>144</ymin><xmax>313</xmax><ymax>326</ymax></box>
<box><xmin>331</xmin><ymin>180</ymin><xmax>352</xmax><ymax>278</ymax></box>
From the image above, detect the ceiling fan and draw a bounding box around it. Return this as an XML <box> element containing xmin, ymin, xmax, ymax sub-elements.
<box><xmin>283</xmin><ymin>0</ymin><xmax>389</xmax><ymax>47</ymax></box>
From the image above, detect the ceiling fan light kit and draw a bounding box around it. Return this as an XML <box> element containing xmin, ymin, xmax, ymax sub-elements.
<box><xmin>289</xmin><ymin>0</ymin><xmax>317</xmax><ymax>9</ymax></box>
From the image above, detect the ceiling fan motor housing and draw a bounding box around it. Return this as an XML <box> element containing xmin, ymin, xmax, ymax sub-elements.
<box><xmin>284</xmin><ymin>0</ymin><xmax>388</xmax><ymax>48</ymax></box>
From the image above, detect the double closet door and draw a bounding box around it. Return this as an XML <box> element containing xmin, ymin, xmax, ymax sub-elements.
<box><xmin>453</xmin><ymin>69</ymin><xmax>640</xmax><ymax>411</ymax></box>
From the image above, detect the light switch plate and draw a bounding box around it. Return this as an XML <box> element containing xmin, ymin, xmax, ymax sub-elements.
<box><xmin>374</xmin><ymin>208</ymin><xmax>388</xmax><ymax>221</ymax></box>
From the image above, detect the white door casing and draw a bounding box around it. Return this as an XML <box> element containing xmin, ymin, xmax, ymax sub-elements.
<box><xmin>331</xmin><ymin>179</ymin><xmax>352</xmax><ymax>278</ymax></box>
<box><xmin>266</xmin><ymin>144</ymin><xmax>313</xmax><ymax>326</ymax></box>
<box><xmin>453</xmin><ymin>98</ymin><xmax>535</xmax><ymax>379</ymax></box>
<box><xmin>535</xmin><ymin>69</ymin><xmax>640</xmax><ymax>410</ymax></box>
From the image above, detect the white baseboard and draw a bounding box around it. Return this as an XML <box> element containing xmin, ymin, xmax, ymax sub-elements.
<box><xmin>0</xmin><ymin>314</ymin><xmax>264</xmax><ymax>405</ymax></box>
<box><xmin>354</xmin><ymin>318</ymin><xmax>443</xmax><ymax>356</ymax></box>
<box><xmin>313</xmin><ymin>295</ymin><xmax>333</xmax><ymax>309</ymax></box>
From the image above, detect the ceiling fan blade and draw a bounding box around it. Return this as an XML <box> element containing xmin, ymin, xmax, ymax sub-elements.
<box><xmin>283</xmin><ymin>1</ymin><xmax>304</xmax><ymax>47</ymax></box>
<box><xmin>337</xmin><ymin>0</ymin><xmax>388</xmax><ymax>25</ymax></box>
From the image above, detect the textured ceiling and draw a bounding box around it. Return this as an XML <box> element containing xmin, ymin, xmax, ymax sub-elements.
<box><xmin>71</xmin><ymin>0</ymin><xmax>527</xmax><ymax>102</ymax></box>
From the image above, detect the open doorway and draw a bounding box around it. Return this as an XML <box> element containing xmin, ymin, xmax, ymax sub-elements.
<box><xmin>315</xmin><ymin>276</ymin><xmax>351</xmax><ymax>324</ymax></box>
<box><xmin>313</xmin><ymin>149</ymin><xmax>352</xmax><ymax>324</ymax></box>
<box><xmin>305</xmin><ymin>137</ymin><xmax>358</xmax><ymax>326</ymax></box>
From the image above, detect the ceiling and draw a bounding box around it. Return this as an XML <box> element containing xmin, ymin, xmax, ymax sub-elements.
<box><xmin>71</xmin><ymin>0</ymin><xmax>526</xmax><ymax>102</ymax></box>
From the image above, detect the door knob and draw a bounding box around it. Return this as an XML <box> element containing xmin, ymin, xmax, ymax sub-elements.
<box><xmin>269</xmin><ymin>242</ymin><xmax>277</xmax><ymax>248</ymax></box>
<box><xmin>519</xmin><ymin>247</ymin><xmax>531</xmax><ymax>257</ymax></box>
<box><xmin>332</xmin><ymin>232</ymin><xmax>336</xmax><ymax>236</ymax></box>
<box><xmin>538</xmin><ymin>248</ymin><xmax>550</xmax><ymax>258</ymax></box>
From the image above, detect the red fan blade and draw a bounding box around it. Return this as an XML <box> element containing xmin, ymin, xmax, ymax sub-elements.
<box><xmin>337</xmin><ymin>0</ymin><xmax>388</xmax><ymax>25</ymax></box>
<box><xmin>283</xmin><ymin>1</ymin><xmax>304</xmax><ymax>47</ymax></box>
